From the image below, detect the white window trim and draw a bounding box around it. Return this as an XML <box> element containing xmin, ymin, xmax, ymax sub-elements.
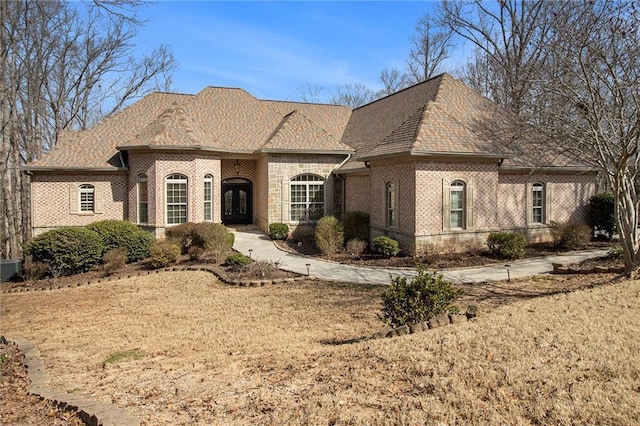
<box><xmin>79</xmin><ymin>184</ymin><xmax>95</xmax><ymax>213</ymax></box>
<box><xmin>204</xmin><ymin>174</ymin><xmax>213</xmax><ymax>222</ymax></box>
<box><xmin>526</xmin><ymin>181</ymin><xmax>553</xmax><ymax>225</ymax></box>
<box><xmin>165</xmin><ymin>174</ymin><xmax>188</xmax><ymax>226</ymax></box>
<box><xmin>288</xmin><ymin>174</ymin><xmax>325</xmax><ymax>224</ymax></box>
<box><xmin>442</xmin><ymin>178</ymin><xmax>473</xmax><ymax>231</ymax></box>
<box><xmin>137</xmin><ymin>174</ymin><xmax>148</xmax><ymax>224</ymax></box>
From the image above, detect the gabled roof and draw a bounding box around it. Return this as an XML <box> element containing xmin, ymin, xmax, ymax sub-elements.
<box><xmin>24</xmin><ymin>73</ymin><xmax>590</xmax><ymax>172</ymax></box>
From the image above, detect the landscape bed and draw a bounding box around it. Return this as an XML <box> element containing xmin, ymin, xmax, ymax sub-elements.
<box><xmin>1</xmin><ymin>271</ymin><xmax>638</xmax><ymax>425</ymax></box>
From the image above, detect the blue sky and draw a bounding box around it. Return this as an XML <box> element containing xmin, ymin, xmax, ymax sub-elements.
<box><xmin>135</xmin><ymin>1</ymin><xmax>452</xmax><ymax>101</ymax></box>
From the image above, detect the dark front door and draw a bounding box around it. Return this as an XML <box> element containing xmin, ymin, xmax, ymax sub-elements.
<box><xmin>222</xmin><ymin>179</ymin><xmax>252</xmax><ymax>225</ymax></box>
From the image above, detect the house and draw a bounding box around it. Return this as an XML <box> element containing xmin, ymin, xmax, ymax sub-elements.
<box><xmin>24</xmin><ymin>74</ymin><xmax>597</xmax><ymax>254</ymax></box>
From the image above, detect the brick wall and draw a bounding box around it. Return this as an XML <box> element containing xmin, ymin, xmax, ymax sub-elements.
<box><xmin>128</xmin><ymin>152</ymin><xmax>222</xmax><ymax>237</ymax></box>
<box><xmin>31</xmin><ymin>173</ymin><xmax>127</xmax><ymax>235</ymax></box>
<box><xmin>344</xmin><ymin>174</ymin><xmax>371</xmax><ymax>214</ymax></box>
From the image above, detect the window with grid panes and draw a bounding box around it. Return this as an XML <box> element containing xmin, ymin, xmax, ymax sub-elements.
<box><xmin>79</xmin><ymin>184</ymin><xmax>95</xmax><ymax>213</ymax></box>
<box><xmin>450</xmin><ymin>180</ymin><xmax>465</xmax><ymax>228</ymax></box>
<box><xmin>138</xmin><ymin>174</ymin><xmax>148</xmax><ymax>223</ymax></box>
<box><xmin>532</xmin><ymin>182</ymin><xmax>544</xmax><ymax>223</ymax></box>
<box><xmin>204</xmin><ymin>174</ymin><xmax>213</xmax><ymax>221</ymax></box>
<box><xmin>290</xmin><ymin>174</ymin><xmax>324</xmax><ymax>222</ymax></box>
<box><xmin>166</xmin><ymin>174</ymin><xmax>187</xmax><ymax>225</ymax></box>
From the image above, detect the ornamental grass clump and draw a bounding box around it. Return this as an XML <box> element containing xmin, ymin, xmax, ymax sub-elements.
<box><xmin>379</xmin><ymin>263</ymin><xmax>462</xmax><ymax>328</ymax></box>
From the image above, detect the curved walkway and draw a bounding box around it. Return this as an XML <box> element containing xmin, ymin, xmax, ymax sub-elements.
<box><xmin>232</xmin><ymin>230</ymin><xmax>610</xmax><ymax>285</ymax></box>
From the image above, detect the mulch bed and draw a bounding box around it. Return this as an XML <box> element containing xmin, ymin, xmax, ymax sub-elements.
<box><xmin>274</xmin><ymin>235</ymin><xmax>616</xmax><ymax>269</ymax></box>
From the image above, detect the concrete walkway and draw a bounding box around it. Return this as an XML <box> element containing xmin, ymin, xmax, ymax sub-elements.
<box><xmin>232</xmin><ymin>230</ymin><xmax>609</xmax><ymax>285</ymax></box>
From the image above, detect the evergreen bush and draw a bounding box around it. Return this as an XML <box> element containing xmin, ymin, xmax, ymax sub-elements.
<box><xmin>486</xmin><ymin>232</ymin><xmax>527</xmax><ymax>259</ymax></box>
<box><xmin>586</xmin><ymin>193</ymin><xmax>615</xmax><ymax>240</ymax></box>
<box><xmin>86</xmin><ymin>219</ymin><xmax>154</xmax><ymax>262</ymax></box>
<box><xmin>314</xmin><ymin>216</ymin><xmax>344</xmax><ymax>255</ymax></box>
<box><xmin>225</xmin><ymin>252</ymin><xmax>253</xmax><ymax>267</ymax></box>
<box><xmin>550</xmin><ymin>221</ymin><xmax>591</xmax><ymax>249</ymax></box>
<box><xmin>379</xmin><ymin>263</ymin><xmax>462</xmax><ymax>328</ymax></box>
<box><xmin>25</xmin><ymin>227</ymin><xmax>103</xmax><ymax>276</ymax></box>
<box><xmin>343</xmin><ymin>211</ymin><xmax>370</xmax><ymax>242</ymax></box>
<box><xmin>371</xmin><ymin>236</ymin><xmax>400</xmax><ymax>257</ymax></box>
<box><xmin>269</xmin><ymin>223</ymin><xmax>289</xmax><ymax>240</ymax></box>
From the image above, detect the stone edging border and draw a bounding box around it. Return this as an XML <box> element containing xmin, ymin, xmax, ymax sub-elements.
<box><xmin>372</xmin><ymin>306</ymin><xmax>478</xmax><ymax>339</ymax></box>
<box><xmin>0</xmin><ymin>266</ymin><xmax>311</xmax><ymax>294</ymax></box>
<box><xmin>7</xmin><ymin>337</ymin><xmax>140</xmax><ymax>426</ymax></box>
<box><xmin>552</xmin><ymin>263</ymin><xmax>624</xmax><ymax>274</ymax></box>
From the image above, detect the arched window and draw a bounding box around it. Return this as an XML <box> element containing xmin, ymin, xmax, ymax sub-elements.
<box><xmin>166</xmin><ymin>174</ymin><xmax>187</xmax><ymax>225</ymax></box>
<box><xmin>386</xmin><ymin>182</ymin><xmax>396</xmax><ymax>227</ymax></box>
<box><xmin>532</xmin><ymin>182</ymin><xmax>544</xmax><ymax>223</ymax></box>
<box><xmin>79</xmin><ymin>184</ymin><xmax>95</xmax><ymax>213</ymax></box>
<box><xmin>138</xmin><ymin>174</ymin><xmax>148</xmax><ymax>224</ymax></box>
<box><xmin>204</xmin><ymin>174</ymin><xmax>213</xmax><ymax>221</ymax></box>
<box><xmin>450</xmin><ymin>180</ymin><xmax>465</xmax><ymax>229</ymax></box>
<box><xmin>290</xmin><ymin>174</ymin><xmax>324</xmax><ymax>222</ymax></box>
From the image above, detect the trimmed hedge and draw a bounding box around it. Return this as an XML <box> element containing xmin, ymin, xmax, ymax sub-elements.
<box><xmin>225</xmin><ymin>252</ymin><xmax>253</xmax><ymax>267</ymax></box>
<box><xmin>86</xmin><ymin>219</ymin><xmax>154</xmax><ymax>262</ymax></box>
<box><xmin>343</xmin><ymin>211</ymin><xmax>370</xmax><ymax>242</ymax></box>
<box><xmin>25</xmin><ymin>227</ymin><xmax>103</xmax><ymax>276</ymax></box>
<box><xmin>486</xmin><ymin>232</ymin><xmax>527</xmax><ymax>260</ymax></box>
<box><xmin>371</xmin><ymin>236</ymin><xmax>400</xmax><ymax>257</ymax></box>
<box><xmin>269</xmin><ymin>223</ymin><xmax>289</xmax><ymax>240</ymax></box>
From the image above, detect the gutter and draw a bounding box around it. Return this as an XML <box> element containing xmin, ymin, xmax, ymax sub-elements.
<box><xmin>359</xmin><ymin>150</ymin><xmax>516</xmax><ymax>162</ymax></box>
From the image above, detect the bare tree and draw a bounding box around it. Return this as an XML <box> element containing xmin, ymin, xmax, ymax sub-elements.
<box><xmin>377</xmin><ymin>67</ymin><xmax>411</xmax><ymax>98</ymax></box>
<box><xmin>330</xmin><ymin>83</ymin><xmax>375</xmax><ymax>108</ymax></box>
<box><xmin>538</xmin><ymin>0</ymin><xmax>640</xmax><ymax>273</ymax></box>
<box><xmin>437</xmin><ymin>0</ymin><xmax>554</xmax><ymax>117</ymax></box>
<box><xmin>407</xmin><ymin>13</ymin><xmax>455</xmax><ymax>83</ymax></box>
<box><xmin>296</xmin><ymin>83</ymin><xmax>327</xmax><ymax>104</ymax></box>
<box><xmin>0</xmin><ymin>0</ymin><xmax>176</xmax><ymax>258</ymax></box>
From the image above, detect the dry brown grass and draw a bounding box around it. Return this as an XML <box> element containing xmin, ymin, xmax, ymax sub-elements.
<box><xmin>1</xmin><ymin>272</ymin><xmax>639</xmax><ymax>425</ymax></box>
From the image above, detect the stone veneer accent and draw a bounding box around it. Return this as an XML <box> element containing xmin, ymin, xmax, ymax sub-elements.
<box><xmin>265</xmin><ymin>154</ymin><xmax>347</xmax><ymax>235</ymax></box>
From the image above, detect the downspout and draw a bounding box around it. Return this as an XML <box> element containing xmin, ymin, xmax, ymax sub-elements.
<box><xmin>333</xmin><ymin>153</ymin><xmax>352</xmax><ymax>172</ymax></box>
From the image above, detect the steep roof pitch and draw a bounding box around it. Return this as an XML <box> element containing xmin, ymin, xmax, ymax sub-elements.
<box><xmin>26</xmin><ymin>92</ymin><xmax>194</xmax><ymax>170</ymax></box>
<box><xmin>347</xmin><ymin>74</ymin><xmax>515</xmax><ymax>161</ymax></box>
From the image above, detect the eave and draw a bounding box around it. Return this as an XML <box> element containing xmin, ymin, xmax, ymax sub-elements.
<box><xmin>360</xmin><ymin>150</ymin><xmax>515</xmax><ymax>162</ymax></box>
<box><xmin>499</xmin><ymin>165</ymin><xmax>598</xmax><ymax>174</ymax></box>
<box><xmin>22</xmin><ymin>166</ymin><xmax>127</xmax><ymax>173</ymax></box>
<box><xmin>256</xmin><ymin>148</ymin><xmax>354</xmax><ymax>155</ymax></box>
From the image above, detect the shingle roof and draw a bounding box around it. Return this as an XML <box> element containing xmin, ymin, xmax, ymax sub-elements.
<box><xmin>25</xmin><ymin>74</ymin><xmax>588</xmax><ymax>171</ymax></box>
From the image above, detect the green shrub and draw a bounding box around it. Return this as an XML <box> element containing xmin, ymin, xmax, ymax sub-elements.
<box><xmin>25</xmin><ymin>227</ymin><xmax>103</xmax><ymax>276</ymax></box>
<box><xmin>150</xmin><ymin>241</ymin><xmax>180</xmax><ymax>268</ymax></box>
<box><xmin>269</xmin><ymin>222</ymin><xmax>290</xmax><ymax>240</ymax></box>
<box><xmin>343</xmin><ymin>211</ymin><xmax>370</xmax><ymax>242</ymax></box>
<box><xmin>86</xmin><ymin>220</ymin><xmax>153</xmax><ymax>262</ymax></box>
<box><xmin>550</xmin><ymin>221</ymin><xmax>592</xmax><ymax>250</ymax></box>
<box><xmin>371</xmin><ymin>236</ymin><xmax>400</xmax><ymax>257</ymax></box>
<box><xmin>226</xmin><ymin>232</ymin><xmax>235</xmax><ymax>248</ymax></box>
<box><xmin>379</xmin><ymin>263</ymin><xmax>462</xmax><ymax>328</ymax></box>
<box><xmin>346</xmin><ymin>237</ymin><xmax>367</xmax><ymax>258</ymax></box>
<box><xmin>486</xmin><ymin>232</ymin><xmax>527</xmax><ymax>260</ymax></box>
<box><xmin>225</xmin><ymin>252</ymin><xmax>252</xmax><ymax>267</ymax></box>
<box><xmin>102</xmin><ymin>248</ymin><xmax>127</xmax><ymax>275</ymax></box>
<box><xmin>586</xmin><ymin>193</ymin><xmax>615</xmax><ymax>240</ymax></box>
<box><xmin>314</xmin><ymin>216</ymin><xmax>344</xmax><ymax>255</ymax></box>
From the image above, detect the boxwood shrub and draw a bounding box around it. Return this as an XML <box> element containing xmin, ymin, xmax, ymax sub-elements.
<box><xmin>269</xmin><ymin>222</ymin><xmax>290</xmax><ymax>240</ymax></box>
<box><xmin>86</xmin><ymin>219</ymin><xmax>154</xmax><ymax>262</ymax></box>
<box><xmin>486</xmin><ymin>232</ymin><xmax>527</xmax><ymax>259</ymax></box>
<box><xmin>371</xmin><ymin>236</ymin><xmax>400</xmax><ymax>257</ymax></box>
<box><xmin>150</xmin><ymin>241</ymin><xmax>180</xmax><ymax>269</ymax></box>
<box><xmin>25</xmin><ymin>227</ymin><xmax>103</xmax><ymax>276</ymax></box>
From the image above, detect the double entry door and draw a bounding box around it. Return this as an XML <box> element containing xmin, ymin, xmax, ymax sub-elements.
<box><xmin>222</xmin><ymin>179</ymin><xmax>252</xmax><ymax>225</ymax></box>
